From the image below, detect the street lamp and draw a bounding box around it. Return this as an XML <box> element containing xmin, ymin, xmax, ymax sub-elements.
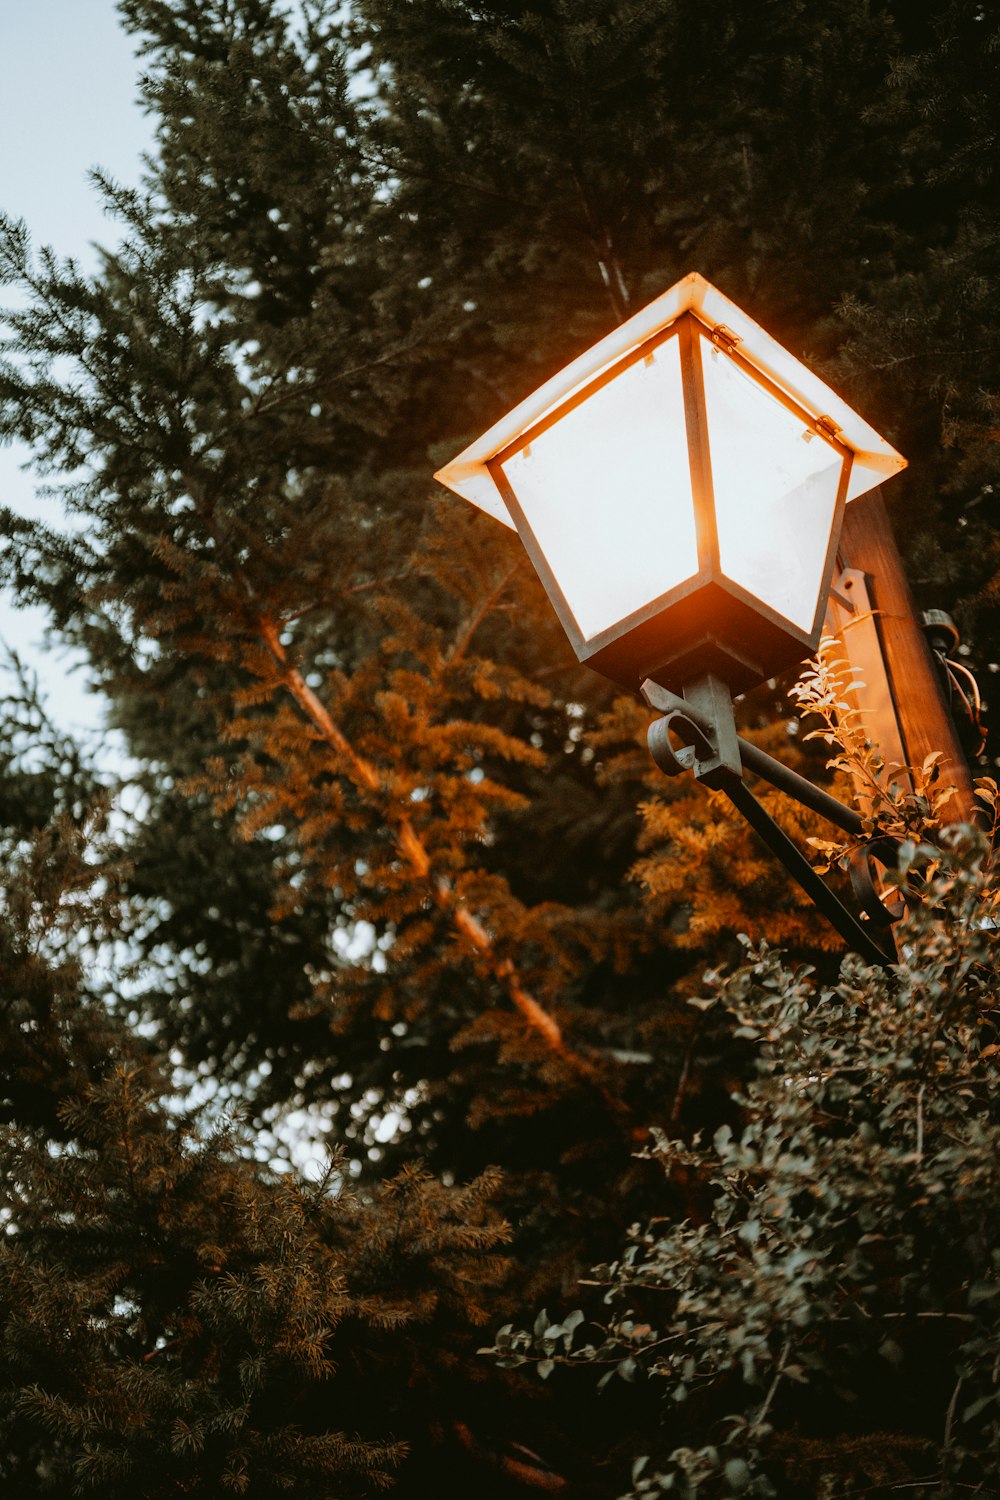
<box><xmin>435</xmin><ymin>272</ymin><xmax>905</xmax><ymax>697</ymax></box>
<box><xmin>435</xmin><ymin>273</ymin><xmax>909</xmax><ymax>965</ymax></box>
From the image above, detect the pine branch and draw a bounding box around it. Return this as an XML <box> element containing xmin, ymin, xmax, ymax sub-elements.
<box><xmin>568</xmin><ymin>164</ymin><xmax>630</xmax><ymax>324</ymax></box>
<box><xmin>256</xmin><ymin>613</ymin><xmax>617</xmax><ymax>1100</ymax></box>
<box><xmin>447</xmin><ymin>560</ymin><xmax>522</xmax><ymax>665</ymax></box>
<box><xmin>360</xmin><ymin>147</ymin><xmax>549</xmax><ymax>216</ymax></box>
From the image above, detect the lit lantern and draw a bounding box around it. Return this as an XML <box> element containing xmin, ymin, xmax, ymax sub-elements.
<box><xmin>435</xmin><ymin>273</ymin><xmax>906</xmax><ymax>695</ymax></box>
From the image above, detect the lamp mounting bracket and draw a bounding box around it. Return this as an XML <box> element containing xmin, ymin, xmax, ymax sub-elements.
<box><xmin>641</xmin><ymin>676</ymin><xmax>898</xmax><ymax>966</ymax></box>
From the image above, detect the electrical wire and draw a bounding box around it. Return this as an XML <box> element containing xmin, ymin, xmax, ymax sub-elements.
<box><xmin>938</xmin><ymin>652</ymin><xmax>988</xmax><ymax>757</ymax></box>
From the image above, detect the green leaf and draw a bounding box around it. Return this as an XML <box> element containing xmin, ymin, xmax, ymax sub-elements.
<box><xmin>878</xmin><ymin>1338</ymin><xmax>904</xmax><ymax>1368</ymax></box>
<box><xmin>724</xmin><ymin>1457</ymin><xmax>751</xmax><ymax>1493</ymax></box>
<box><xmin>962</xmin><ymin>1394</ymin><xmax>996</xmax><ymax>1422</ymax></box>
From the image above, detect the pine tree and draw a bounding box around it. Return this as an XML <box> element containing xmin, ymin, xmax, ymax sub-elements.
<box><xmin>0</xmin><ymin>0</ymin><xmax>839</xmax><ymax>1308</ymax></box>
<box><xmin>0</xmin><ymin>725</ymin><xmax>528</xmax><ymax>1497</ymax></box>
<box><xmin>835</xmin><ymin>1</ymin><xmax>1000</xmax><ymax>657</ymax></box>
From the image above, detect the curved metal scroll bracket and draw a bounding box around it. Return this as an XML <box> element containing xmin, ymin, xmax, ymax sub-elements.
<box><xmin>642</xmin><ymin>676</ymin><xmax>898</xmax><ymax>967</ymax></box>
<box><xmin>848</xmin><ymin>838</ymin><xmax>907</xmax><ymax>929</ymax></box>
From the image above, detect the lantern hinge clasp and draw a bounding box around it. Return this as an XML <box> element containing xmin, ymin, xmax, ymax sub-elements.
<box><xmin>814</xmin><ymin>414</ymin><xmax>843</xmax><ymax>443</ymax></box>
<box><xmin>710</xmin><ymin>324</ymin><xmax>742</xmax><ymax>356</ymax></box>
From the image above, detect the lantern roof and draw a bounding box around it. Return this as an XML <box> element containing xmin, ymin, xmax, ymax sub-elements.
<box><xmin>434</xmin><ymin>272</ymin><xmax>906</xmax><ymax>527</ymax></box>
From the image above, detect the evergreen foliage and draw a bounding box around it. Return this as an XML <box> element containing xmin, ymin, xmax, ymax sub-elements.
<box><xmin>0</xmin><ymin>788</ymin><xmax>515</xmax><ymax>1496</ymax></box>
<box><xmin>0</xmin><ymin>1</ymin><xmax>997</xmax><ymax>1493</ymax></box>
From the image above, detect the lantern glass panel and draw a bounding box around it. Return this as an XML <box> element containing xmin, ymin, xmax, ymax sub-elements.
<box><xmin>701</xmin><ymin>339</ymin><xmax>845</xmax><ymax>631</ymax></box>
<box><xmin>499</xmin><ymin>335</ymin><xmax>696</xmax><ymax>640</ymax></box>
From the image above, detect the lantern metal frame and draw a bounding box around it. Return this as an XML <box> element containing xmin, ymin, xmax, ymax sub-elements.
<box><xmin>436</xmin><ymin>272</ymin><xmax>906</xmax><ymax>697</ymax></box>
<box><xmin>485</xmin><ymin>312</ymin><xmax>855</xmax><ymax>694</ymax></box>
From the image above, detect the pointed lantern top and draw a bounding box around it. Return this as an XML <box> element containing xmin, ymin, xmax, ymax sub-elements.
<box><xmin>434</xmin><ymin>272</ymin><xmax>906</xmax><ymax>529</ymax></box>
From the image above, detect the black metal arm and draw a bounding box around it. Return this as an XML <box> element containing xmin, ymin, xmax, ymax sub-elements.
<box><xmin>642</xmin><ymin>677</ymin><xmax>897</xmax><ymax>966</ymax></box>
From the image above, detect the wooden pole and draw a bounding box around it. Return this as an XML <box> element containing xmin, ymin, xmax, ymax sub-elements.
<box><xmin>835</xmin><ymin>488</ymin><xmax>978</xmax><ymax>825</ymax></box>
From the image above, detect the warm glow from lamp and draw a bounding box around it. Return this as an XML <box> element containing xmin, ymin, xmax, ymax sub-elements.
<box><xmin>702</xmin><ymin>339</ymin><xmax>844</xmax><ymax>631</ymax></box>
<box><xmin>436</xmin><ymin>273</ymin><xmax>906</xmax><ymax>694</ymax></box>
<box><xmin>495</xmin><ymin>336</ymin><xmax>697</xmax><ymax>638</ymax></box>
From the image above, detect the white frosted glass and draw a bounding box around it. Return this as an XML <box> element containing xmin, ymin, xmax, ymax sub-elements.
<box><xmin>702</xmin><ymin>342</ymin><xmax>844</xmax><ymax>631</ymax></box>
<box><xmin>500</xmin><ymin>338</ymin><xmax>696</xmax><ymax>640</ymax></box>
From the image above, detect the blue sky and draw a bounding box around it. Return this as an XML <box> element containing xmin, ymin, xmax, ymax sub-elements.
<box><xmin>0</xmin><ymin>1</ymin><xmax>152</xmax><ymax>736</ymax></box>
